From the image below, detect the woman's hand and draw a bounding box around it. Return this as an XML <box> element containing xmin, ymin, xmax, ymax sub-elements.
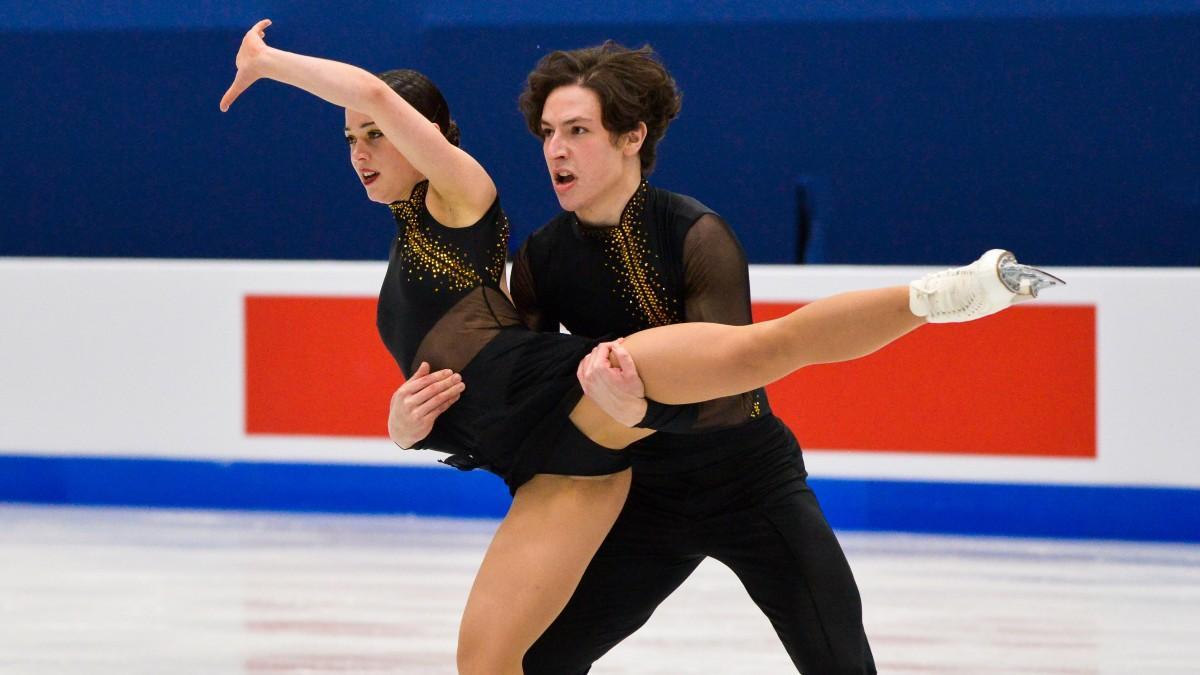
<box><xmin>219</xmin><ymin>19</ymin><xmax>274</xmax><ymax>112</ymax></box>
<box><xmin>387</xmin><ymin>362</ymin><xmax>465</xmax><ymax>449</ymax></box>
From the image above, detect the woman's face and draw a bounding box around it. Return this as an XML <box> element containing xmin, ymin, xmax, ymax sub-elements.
<box><xmin>344</xmin><ymin>108</ymin><xmax>423</xmax><ymax>204</ymax></box>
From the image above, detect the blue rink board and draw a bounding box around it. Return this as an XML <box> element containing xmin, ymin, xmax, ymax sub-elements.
<box><xmin>1</xmin><ymin>454</ymin><xmax>1196</xmax><ymax>543</ymax></box>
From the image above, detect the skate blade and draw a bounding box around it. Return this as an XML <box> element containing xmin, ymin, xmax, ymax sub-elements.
<box><xmin>998</xmin><ymin>254</ymin><xmax>1066</xmax><ymax>297</ymax></box>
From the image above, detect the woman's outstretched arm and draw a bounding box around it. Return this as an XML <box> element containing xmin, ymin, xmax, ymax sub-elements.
<box><xmin>219</xmin><ymin>20</ymin><xmax>495</xmax><ymax>220</ymax></box>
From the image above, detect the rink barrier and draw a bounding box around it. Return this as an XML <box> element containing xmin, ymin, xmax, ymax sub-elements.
<box><xmin>4</xmin><ymin>260</ymin><xmax>1199</xmax><ymax>542</ymax></box>
<box><xmin>1</xmin><ymin>454</ymin><xmax>1197</xmax><ymax>543</ymax></box>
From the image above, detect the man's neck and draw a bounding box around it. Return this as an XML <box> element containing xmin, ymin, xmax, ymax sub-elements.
<box><xmin>575</xmin><ymin>170</ymin><xmax>643</xmax><ymax>227</ymax></box>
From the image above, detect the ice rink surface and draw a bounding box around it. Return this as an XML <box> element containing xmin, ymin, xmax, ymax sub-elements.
<box><xmin>2</xmin><ymin>504</ymin><xmax>1198</xmax><ymax>674</ymax></box>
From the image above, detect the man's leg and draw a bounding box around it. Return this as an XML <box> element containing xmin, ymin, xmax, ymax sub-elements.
<box><xmin>523</xmin><ymin>480</ymin><xmax>703</xmax><ymax>674</ymax></box>
<box><xmin>707</xmin><ymin>435</ymin><xmax>876</xmax><ymax>674</ymax></box>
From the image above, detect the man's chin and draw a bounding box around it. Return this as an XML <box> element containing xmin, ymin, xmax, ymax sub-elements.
<box><xmin>364</xmin><ymin>185</ymin><xmax>390</xmax><ymax>205</ymax></box>
<box><xmin>555</xmin><ymin>190</ymin><xmax>586</xmax><ymax>214</ymax></box>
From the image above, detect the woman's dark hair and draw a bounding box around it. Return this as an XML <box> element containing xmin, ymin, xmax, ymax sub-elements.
<box><xmin>377</xmin><ymin>69</ymin><xmax>461</xmax><ymax>146</ymax></box>
<box><xmin>519</xmin><ymin>41</ymin><xmax>682</xmax><ymax>175</ymax></box>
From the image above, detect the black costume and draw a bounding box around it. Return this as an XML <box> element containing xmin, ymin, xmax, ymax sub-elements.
<box><xmin>513</xmin><ymin>182</ymin><xmax>876</xmax><ymax>674</ymax></box>
<box><xmin>376</xmin><ymin>181</ymin><xmax>628</xmax><ymax>491</ymax></box>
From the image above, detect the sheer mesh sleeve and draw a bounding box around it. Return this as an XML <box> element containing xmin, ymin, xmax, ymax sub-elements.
<box><xmin>510</xmin><ymin>239</ymin><xmax>559</xmax><ymax>332</ymax></box>
<box><xmin>662</xmin><ymin>214</ymin><xmax>769</xmax><ymax>430</ymax></box>
<box><xmin>680</xmin><ymin>214</ymin><xmax>754</xmax><ymax>325</ymax></box>
<box><xmin>636</xmin><ymin>398</ymin><xmax>701</xmax><ymax>431</ymax></box>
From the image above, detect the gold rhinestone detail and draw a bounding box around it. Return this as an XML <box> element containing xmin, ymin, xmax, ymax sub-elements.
<box><xmin>388</xmin><ymin>182</ymin><xmax>509</xmax><ymax>292</ymax></box>
<box><xmin>485</xmin><ymin>211</ymin><xmax>510</xmax><ymax>285</ymax></box>
<box><xmin>590</xmin><ymin>181</ymin><xmax>680</xmax><ymax>328</ymax></box>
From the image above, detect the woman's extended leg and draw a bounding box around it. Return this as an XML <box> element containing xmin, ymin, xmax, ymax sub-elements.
<box><xmin>626</xmin><ymin>285</ymin><xmax>919</xmax><ymax>405</ymax></box>
<box><xmin>570</xmin><ymin>249</ymin><xmax>1063</xmax><ymax>445</ymax></box>
<box><xmin>567</xmin><ymin>285</ymin><xmax>921</xmax><ymax>448</ymax></box>
<box><xmin>457</xmin><ymin>470</ymin><xmax>632</xmax><ymax>675</ymax></box>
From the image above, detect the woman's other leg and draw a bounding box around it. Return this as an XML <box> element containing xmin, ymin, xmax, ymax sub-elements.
<box><xmin>457</xmin><ymin>469</ymin><xmax>632</xmax><ymax>675</ymax></box>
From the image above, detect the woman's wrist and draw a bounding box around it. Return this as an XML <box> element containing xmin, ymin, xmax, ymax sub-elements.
<box><xmin>252</xmin><ymin>45</ymin><xmax>286</xmax><ymax>78</ymax></box>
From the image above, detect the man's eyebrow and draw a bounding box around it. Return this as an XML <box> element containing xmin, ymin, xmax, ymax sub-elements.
<box><xmin>541</xmin><ymin>116</ymin><xmax>593</xmax><ymax>127</ymax></box>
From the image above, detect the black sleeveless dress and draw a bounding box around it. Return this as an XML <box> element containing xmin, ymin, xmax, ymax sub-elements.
<box><xmin>376</xmin><ymin>181</ymin><xmax>628</xmax><ymax>492</ymax></box>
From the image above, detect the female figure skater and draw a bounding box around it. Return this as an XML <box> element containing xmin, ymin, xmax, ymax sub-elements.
<box><xmin>219</xmin><ymin>20</ymin><xmax>1059</xmax><ymax>675</ymax></box>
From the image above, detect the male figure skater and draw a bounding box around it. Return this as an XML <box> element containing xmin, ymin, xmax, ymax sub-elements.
<box><xmin>514</xmin><ymin>42</ymin><xmax>875</xmax><ymax>674</ymax></box>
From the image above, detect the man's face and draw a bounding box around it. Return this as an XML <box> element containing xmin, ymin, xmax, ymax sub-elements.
<box><xmin>539</xmin><ymin>84</ymin><xmax>636</xmax><ymax>220</ymax></box>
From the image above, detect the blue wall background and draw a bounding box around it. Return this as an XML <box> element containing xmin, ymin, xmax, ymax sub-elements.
<box><xmin>1</xmin><ymin>1</ymin><xmax>1197</xmax><ymax>265</ymax></box>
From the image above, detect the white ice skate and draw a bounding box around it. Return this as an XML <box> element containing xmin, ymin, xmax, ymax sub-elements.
<box><xmin>909</xmin><ymin>249</ymin><xmax>1065</xmax><ymax>323</ymax></box>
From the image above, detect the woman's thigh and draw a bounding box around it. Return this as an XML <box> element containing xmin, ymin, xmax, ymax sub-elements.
<box><xmin>457</xmin><ymin>470</ymin><xmax>632</xmax><ymax>669</ymax></box>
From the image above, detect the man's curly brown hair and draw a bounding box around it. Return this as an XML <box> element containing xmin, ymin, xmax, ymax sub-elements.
<box><xmin>519</xmin><ymin>41</ymin><xmax>682</xmax><ymax>175</ymax></box>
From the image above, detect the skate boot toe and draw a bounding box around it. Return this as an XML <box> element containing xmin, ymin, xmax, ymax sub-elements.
<box><xmin>909</xmin><ymin>249</ymin><xmax>1064</xmax><ymax>323</ymax></box>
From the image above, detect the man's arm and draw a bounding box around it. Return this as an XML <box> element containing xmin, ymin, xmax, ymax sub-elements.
<box><xmin>510</xmin><ymin>239</ymin><xmax>560</xmax><ymax>332</ymax></box>
<box><xmin>679</xmin><ymin>213</ymin><xmax>754</xmax><ymax>326</ymax></box>
<box><xmin>671</xmin><ymin>213</ymin><xmax>772</xmax><ymax>427</ymax></box>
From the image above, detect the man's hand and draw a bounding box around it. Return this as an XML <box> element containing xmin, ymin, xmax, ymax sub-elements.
<box><xmin>387</xmin><ymin>362</ymin><xmax>464</xmax><ymax>448</ymax></box>
<box><xmin>577</xmin><ymin>339</ymin><xmax>647</xmax><ymax>427</ymax></box>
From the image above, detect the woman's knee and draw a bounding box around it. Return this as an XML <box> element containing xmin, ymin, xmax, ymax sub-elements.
<box><xmin>563</xmin><ymin>469</ymin><xmax>632</xmax><ymax>500</ymax></box>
